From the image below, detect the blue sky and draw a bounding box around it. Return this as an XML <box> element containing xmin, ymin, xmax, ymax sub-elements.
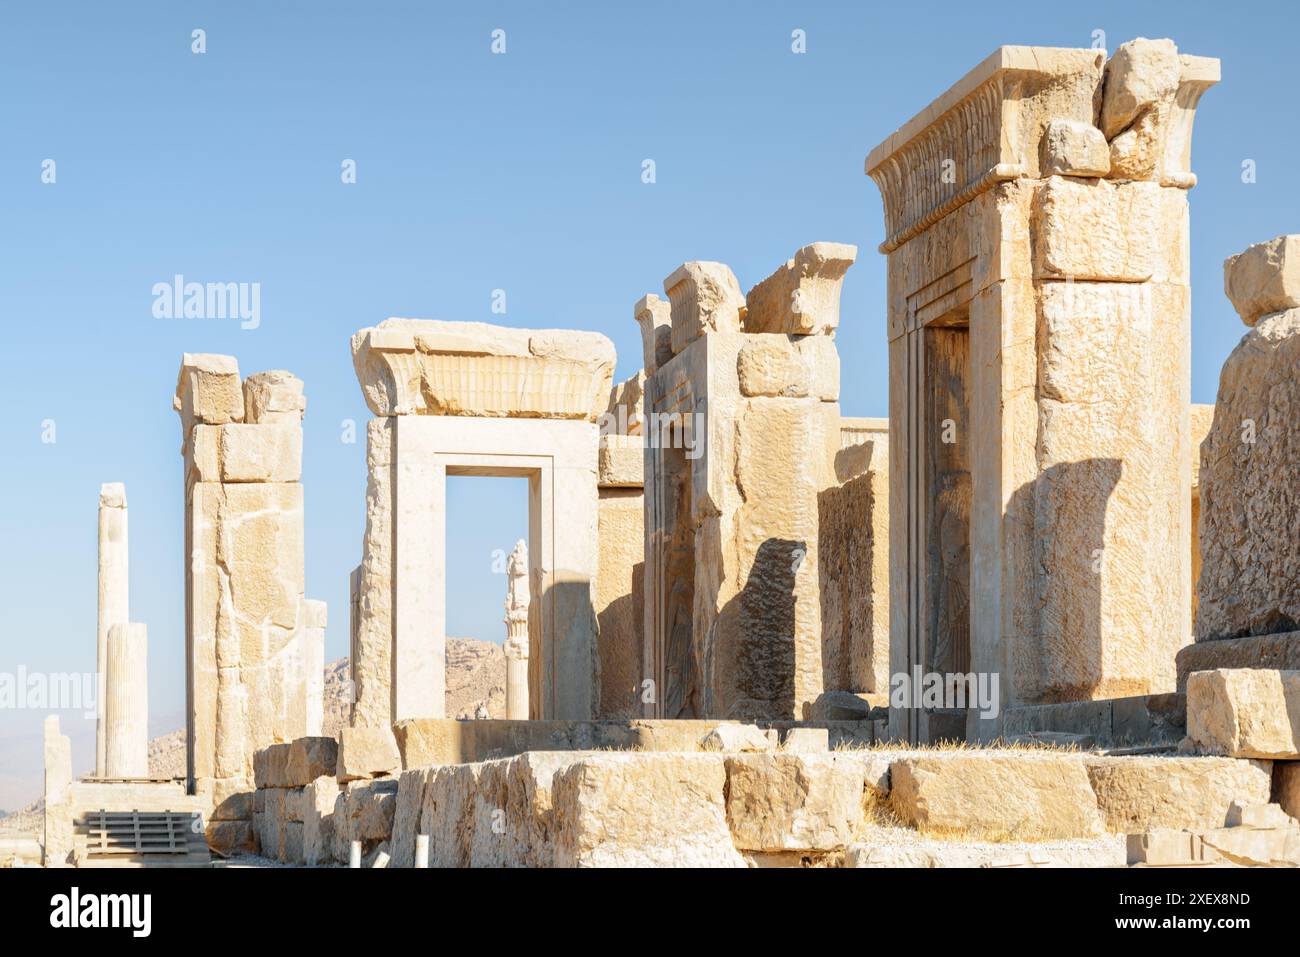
<box><xmin>1</xmin><ymin>1</ymin><xmax>1296</xmax><ymax>809</ymax></box>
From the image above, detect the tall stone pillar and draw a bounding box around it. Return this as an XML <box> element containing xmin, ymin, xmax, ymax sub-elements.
<box><xmin>642</xmin><ymin>245</ymin><xmax>852</xmax><ymax>720</ymax></box>
<box><xmin>865</xmin><ymin>40</ymin><xmax>1217</xmax><ymax>742</ymax></box>
<box><xmin>504</xmin><ymin>539</ymin><xmax>530</xmax><ymax>720</ymax></box>
<box><xmin>176</xmin><ymin>354</ymin><xmax>309</xmax><ymax>817</ymax></box>
<box><xmin>105</xmin><ymin>622</ymin><xmax>148</xmax><ymax>777</ymax></box>
<box><xmin>96</xmin><ymin>482</ymin><xmax>129</xmax><ymax>777</ymax></box>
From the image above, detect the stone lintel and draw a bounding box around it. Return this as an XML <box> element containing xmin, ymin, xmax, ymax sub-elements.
<box><xmin>352</xmin><ymin>318</ymin><xmax>616</xmax><ymax>420</ymax></box>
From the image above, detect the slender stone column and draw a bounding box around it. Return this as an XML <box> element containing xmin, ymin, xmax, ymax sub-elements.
<box><xmin>96</xmin><ymin>483</ymin><xmax>129</xmax><ymax>777</ymax></box>
<box><xmin>105</xmin><ymin>622</ymin><xmax>148</xmax><ymax>778</ymax></box>
<box><xmin>503</xmin><ymin>539</ymin><xmax>530</xmax><ymax>720</ymax></box>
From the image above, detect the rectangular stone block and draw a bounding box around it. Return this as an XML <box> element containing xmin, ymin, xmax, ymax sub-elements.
<box><xmin>1187</xmin><ymin>668</ymin><xmax>1300</xmax><ymax>758</ymax></box>
<box><xmin>217</xmin><ymin>423</ymin><xmax>302</xmax><ymax>483</ymax></box>
<box><xmin>1085</xmin><ymin>755</ymin><xmax>1271</xmax><ymax>832</ymax></box>
<box><xmin>175</xmin><ymin>353</ymin><xmax>244</xmax><ymax>454</ymax></box>
<box><xmin>338</xmin><ymin>725</ymin><xmax>401</xmax><ymax>782</ymax></box>
<box><xmin>889</xmin><ymin>754</ymin><xmax>1106</xmax><ymax>840</ymax></box>
<box><xmin>551</xmin><ymin>753</ymin><xmax>744</xmax><ymax>867</ymax></box>
<box><xmin>285</xmin><ymin>736</ymin><xmax>338</xmax><ymax>787</ymax></box>
<box><xmin>302</xmin><ymin>776</ymin><xmax>339</xmax><ymax>866</ymax></box>
<box><xmin>1033</xmin><ymin>177</ymin><xmax>1162</xmax><ymax>281</ymax></box>
<box><xmin>253</xmin><ymin>743</ymin><xmax>293</xmax><ymax>789</ymax></box>
<box><xmin>724</xmin><ymin>753</ymin><xmax>870</xmax><ymax>852</ymax></box>
<box><xmin>597</xmin><ymin>435</ymin><xmax>643</xmax><ymax>487</ymax></box>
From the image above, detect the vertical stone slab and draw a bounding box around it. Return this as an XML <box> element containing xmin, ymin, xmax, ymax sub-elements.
<box><xmin>822</xmin><ymin>419</ymin><xmax>890</xmax><ymax>695</ymax></box>
<box><xmin>43</xmin><ymin>716</ymin><xmax>73</xmax><ymax>866</ymax></box>
<box><xmin>304</xmin><ymin>599</ymin><xmax>327</xmax><ymax>736</ymax></box>
<box><xmin>352</xmin><ymin>419</ymin><xmax>394</xmax><ymax>728</ymax></box>
<box><xmin>105</xmin><ymin>622</ymin><xmax>149</xmax><ymax>777</ymax></box>
<box><xmin>392</xmin><ymin>416</ymin><xmax>446</xmax><ymax>721</ymax></box>
<box><xmin>96</xmin><ymin>483</ymin><xmax>129</xmax><ymax>777</ymax></box>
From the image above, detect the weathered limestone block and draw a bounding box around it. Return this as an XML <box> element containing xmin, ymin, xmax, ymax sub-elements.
<box><xmin>1100</xmin><ymin>38</ymin><xmax>1181</xmax><ymax>181</ymax></box>
<box><xmin>242</xmin><ymin>370</ymin><xmax>306</xmax><ymax>425</ymax></box>
<box><xmin>1032</xmin><ymin>177</ymin><xmax>1164</xmax><ymax>281</ymax></box>
<box><xmin>104</xmin><ymin>622</ymin><xmax>149</xmax><ymax>778</ymax></box>
<box><xmin>699</xmin><ymin>723</ymin><xmax>776</xmax><ymax>753</ymax></box>
<box><xmin>1223</xmin><ymin>234</ymin><xmax>1300</xmax><ymax>326</ymax></box>
<box><xmin>205</xmin><ymin>820</ymin><xmax>257</xmax><ymax>857</ymax></box>
<box><xmin>1039</xmin><ymin>118</ymin><xmax>1109</xmax><ymax>177</ymax></box>
<box><xmin>1187</xmin><ymin>669</ymin><xmax>1300</xmax><ymax>758</ymax></box>
<box><xmin>253</xmin><ymin>793</ymin><xmax>287</xmax><ymax>860</ymax></box>
<box><xmin>550</xmin><ymin>753</ymin><xmax>744</xmax><ymax>867</ymax></box>
<box><xmin>389</xmin><ymin>767</ymin><xmax>432</xmax><ymax>868</ymax></box>
<box><xmin>889</xmin><ymin>754</ymin><xmax>1106</xmax><ymax>840</ymax></box>
<box><xmin>503</xmin><ymin>752</ymin><xmax>580</xmax><ymax>868</ymax></box>
<box><xmin>282</xmin><ymin>821</ymin><xmax>304</xmax><ymax>864</ymax></box>
<box><xmin>254</xmin><ymin>743</ymin><xmax>292</xmax><ymax>789</ymax></box>
<box><xmin>743</xmin><ymin>242</ymin><xmax>857</xmax><ymax>335</ymax></box>
<box><xmin>1198</xmin><ymin>307</ymin><xmax>1300</xmax><ymax>640</ymax></box>
<box><xmin>663</xmin><ymin>262</ymin><xmax>745</xmax><ymax>355</ymax></box>
<box><xmin>302</xmin><ymin>775</ymin><xmax>339</xmax><ymax>866</ymax></box>
<box><xmin>724</xmin><ymin>752</ymin><xmax>872</xmax><ymax>851</ymax></box>
<box><xmin>1198</xmin><ymin>822</ymin><xmax>1300</xmax><ymax>866</ymax></box>
<box><xmin>634</xmin><ymin>294</ymin><xmax>673</xmax><ymax>373</ymax></box>
<box><xmin>191</xmin><ymin>423</ymin><xmax>302</xmax><ymax>483</ymax></box>
<box><xmin>737</xmin><ymin>335</ymin><xmax>815</xmax><ymax>398</ymax></box>
<box><xmin>597</xmin><ymin>434</ymin><xmax>643</xmax><ymax>487</ymax></box>
<box><xmin>352</xmin><ymin>418</ymin><xmax>393</xmax><ymax>728</ymax></box>
<box><xmin>351</xmin><ymin>318</ymin><xmax>616</xmax><ymax>420</ymax></box>
<box><xmin>1031</xmin><ymin>279</ymin><xmax>1188</xmax><ymax>701</ymax></box>
<box><xmin>285</xmin><ymin>736</ymin><xmax>338</xmax><ymax>787</ymax></box>
<box><xmin>419</xmin><ymin>761</ymin><xmax>484</xmax><ymax>868</ymax></box>
<box><xmin>331</xmin><ymin>778</ymin><xmax>398</xmax><ymax>863</ymax></box>
<box><xmin>174</xmin><ymin>353</ymin><xmax>244</xmax><ymax>454</ymax></box>
<box><xmin>392</xmin><ymin>718</ymin><xmax>459</xmax><ymax>769</ymax></box>
<box><xmin>1085</xmin><ymin>756</ymin><xmax>1271</xmax><ymax>832</ymax></box>
<box><xmin>338</xmin><ymin>726</ymin><xmax>401</xmax><ymax>782</ymax></box>
<box><xmin>734</xmin><ymin>335</ymin><xmax>840</xmax><ymax>401</ymax></box>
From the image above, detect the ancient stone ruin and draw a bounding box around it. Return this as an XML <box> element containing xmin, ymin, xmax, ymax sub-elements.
<box><xmin>33</xmin><ymin>36</ymin><xmax>1300</xmax><ymax>871</ymax></box>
